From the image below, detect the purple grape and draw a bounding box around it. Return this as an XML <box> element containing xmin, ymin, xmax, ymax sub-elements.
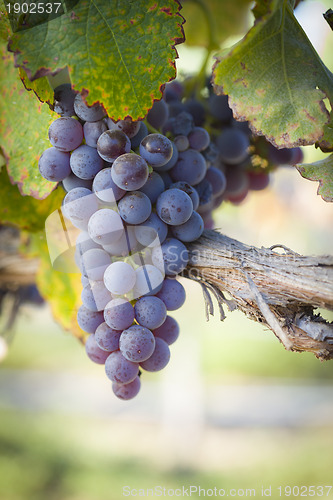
<box><xmin>63</xmin><ymin>187</ymin><xmax>99</xmax><ymax>225</ymax></box>
<box><xmin>139</xmin><ymin>133</ymin><xmax>173</xmax><ymax>167</ymax></box>
<box><xmin>92</xmin><ymin>167</ymin><xmax>125</xmax><ymax>203</ymax></box>
<box><xmin>97</xmin><ymin>129</ymin><xmax>131</xmax><ymax>162</ymax></box>
<box><xmin>224</xmin><ymin>166</ymin><xmax>249</xmax><ymax>198</ymax></box>
<box><xmin>139</xmin><ymin>171</ymin><xmax>165</xmax><ymax>203</ymax></box>
<box><xmin>81</xmin><ymin>248</ymin><xmax>111</xmax><ymax>281</ymax></box>
<box><xmin>133</xmin><ymin>265</ymin><xmax>164</xmax><ymax>298</ymax></box>
<box><xmin>85</xmin><ymin>334</ymin><xmax>110</xmax><ymax>364</ymax></box>
<box><xmin>112</xmin><ymin>376</ymin><xmax>141</xmax><ymax>400</ymax></box>
<box><xmin>183</xmin><ymin>98</ymin><xmax>206</xmax><ymax>126</ymax></box>
<box><xmin>159</xmin><ymin>171</ymin><xmax>173</xmax><ymax>188</ymax></box>
<box><xmin>195</xmin><ymin>178</ymin><xmax>214</xmax><ymax>214</ymax></box>
<box><xmin>102</xmin><ymin>225</ymin><xmax>138</xmax><ymax>257</ymax></box>
<box><xmin>107</xmin><ymin>118</ymin><xmax>140</xmax><ymax>138</ymax></box>
<box><xmin>171</xmin><ymin>211</ymin><xmax>204</xmax><ymax>242</ymax></box>
<box><xmin>130</xmin><ymin>121</ymin><xmax>149</xmax><ymax>149</ymax></box>
<box><xmin>95</xmin><ymin>322</ymin><xmax>122</xmax><ymax>352</ymax></box>
<box><xmin>88</xmin><ymin>208</ymin><xmax>124</xmax><ymax>245</ymax></box>
<box><xmin>134</xmin><ymin>296</ymin><xmax>167</xmax><ymax>330</ymax></box>
<box><xmin>169</xmin><ymin>181</ymin><xmax>199</xmax><ymax>211</ymax></box>
<box><xmin>153</xmin><ymin>316</ymin><xmax>179</xmax><ymax>345</ymax></box>
<box><xmin>76</xmin><ymin>231</ymin><xmax>101</xmax><ymax>254</ymax></box>
<box><xmin>216</xmin><ymin>128</ymin><xmax>250</xmax><ymax>165</ymax></box>
<box><xmin>156</xmin><ymin>188</ymin><xmax>193</xmax><ymax>226</ymax></box>
<box><xmin>117</xmin><ymin>191</ymin><xmax>152</xmax><ymax>225</ymax></box>
<box><xmin>140</xmin><ymin>337</ymin><xmax>170</xmax><ymax>372</ymax></box>
<box><xmin>155</xmin><ymin>278</ymin><xmax>186</xmax><ymax>311</ymax></box>
<box><xmin>83</xmin><ymin>120</ymin><xmax>107</xmax><ymax>148</ymax></box>
<box><xmin>247</xmin><ymin>171</ymin><xmax>270</xmax><ymax>191</ymax></box>
<box><xmin>62</xmin><ymin>172</ymin><xmax>92</xmax><ymax>191</ymax></box>
<box><xmin>74</xmin><ymin>94</ymin><xmax>106</xmax><ymax>122</ymax></box>
<box><xmin>205</xmin><ymin>167</ymin><xmax>227</xmax><ymax>197</ymax></box>
<box><xmin>152</xmin><ymin>237</ymin><xmax>189</xmax><ymax>276</ymax></box>
<box><xmin>147</xmin><ymin>99</ymin><xmax>169</xmax><ymax>129</ymax></box>
<box><xmin>208</xmin><ymin>94</ymin><xmax>232</xmax><ymax>123</ymax></box>
<box><xmin>188</xmin><ymin>127</ymin><xmax>210</xmax><ymax>152</ymax></box>
<box><xmin>77</xmin><ymin>305</ymin><xmax>104</xmax><ymax>333</ymax></box>
<box><xmin>174</xmin><ymin>135</ymin><xmax>189</xmax><ymax>152</ymax></box>
<box><xmin>48</xmin><ymin>117</ymin><xmax>83</xmax><ymax>152</ymax></box>
<box><xmin>105</xmin><ymin>350</ymin><xmax>139</xmax><ymax>383</ymax></box>
<box><xmin>81</xmin><ymin>280</ymin><xmax>112</xmax><ymax>311</ymax></box>
<box><xmin>38</xmin><ymin>147</ymin><xmax>71</xmax><ymax>182</ymax></box>
<box><xmin>104</xmin><ymin>261</ymin><xmax>136</xmax><ymax>295</ymax></box>
<box><xmin>155</xmin><ymin>142</ymin><xmax>179</xmax><ymax>172</ymax></box>
<box><xmin>134</xmin><ymin>212</ymin><xmax>168</xmax><ymax>247</ymax></box>
<box><xmin>170</xmin><ymin>149</ymin><xmax>206</xmax><ymax>186</ymax></box>
<box><xmin>119</xmin><ymin>325</ymin><xmax>155</xmax><ymax>362</ymax></box>
<box><xmin>104</xmin><ymin>298</ymin><xmax>135</xmax><ymax>330</ymax></box>
<box><xmin>53</xmin><ymin>83</ymin><xmax>76</xmax><ymax>117</ymax></box>
<box><xmin>167</xmin><ymin>111</ymin><xmax>194</xmax><ymax>136</ymax></box>
<box><xmin>111</xmin><ymin>153</ymin><xmax>149</xmax><ymax>191</ymax></box>
<box><xmin>70</xmin><ymin>144</ymin><xmax>104</xmax><ymax>180</ymax></box>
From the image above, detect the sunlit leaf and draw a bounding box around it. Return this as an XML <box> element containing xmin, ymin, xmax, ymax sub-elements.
<box><xmin>296</xmin><ymin>154</ymin><xmax>333</xmax><ymax>202</ymax></box>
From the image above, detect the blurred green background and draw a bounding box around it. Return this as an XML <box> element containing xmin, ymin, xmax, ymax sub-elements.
<box><xmin>1</xmin><ymin>1</ymin><xmax>333</xmax><ymax>499</ymax></box>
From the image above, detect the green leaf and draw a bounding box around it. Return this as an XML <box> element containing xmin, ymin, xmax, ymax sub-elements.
<box><xmin>316</xmin><ymin>112</ymin><xmax>333</xmax><ymax>152</ymax></box>
<box><xmin>0</xmin><ymin>44</ymin><xmax>57</xmax><ymax>199</ymax></box>
<box><xmin>296</xmin><ymin>154</ymin><xmax>333</xmax><ymax>202</ymax></box>
<box><xmin>0</xmin><ymin>5</ymin><xmax>11</xmax><ymax>41</ymax></box>
<box><xmin>19</xmin><ymin>67</ymin><xmax>54</xmax><ymax>105</ymax></box>
<box><xmin>29</xmin><ymin>232</ymin><xmax>85</xmax><ymax>341</ymax></box>
<box><xmin>212</xmin><ymin>0</ymin><xmax>333</xmax><ymax>148</ymax></box>
<box><xmin>9</xmin><ymin>0</ymin><xmax>185</xmax><ymax>121</ymax></box>
<box><xmin>180</xmin><ymin>0</ymin><xmax>251</xmax><ymax>48</ymax></box>
<box><xmin>0</xmin><ymin>167</ymin><xmax>65</xmax><ymax>231</ymax></box>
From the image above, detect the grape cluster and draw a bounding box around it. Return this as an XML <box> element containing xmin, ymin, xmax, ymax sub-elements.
<box><xmin>40</xmin><ymin>81</ymin><xmax>303</xmax><ymax>400</ymax></box>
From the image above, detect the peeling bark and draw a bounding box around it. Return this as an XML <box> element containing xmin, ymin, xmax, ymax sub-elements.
<box><xmin>185</xmin><ymin>230</ymin><xmax>333</xmax><ymax>360</ymax></box>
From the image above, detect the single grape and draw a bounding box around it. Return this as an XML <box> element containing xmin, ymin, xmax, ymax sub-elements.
<box><xmin>147</xmin><ymin>99</ymin><xmax>169</xmax><ymax>129</ymax></box>
<box><xmin>62</xmin><ymin>172</ymin><xmax>92</xmax><ymax>191</ymax></box>
<box><xmin>103</xmin><ymin>225</ymin><xmax>138</xmax><ymax>257</ymax></box>
<box><xmin>155</xmin><ymin>142</ymin><xmax>179</xmax><ymax>172</ymax></box>
<box><xmin>38</xmin><ymin>147</ymin><xmax>71</xmax><ymax>182</ymax></box>
<box><xmin>104</xmin><ymin>261</ymin><xmax>136</xmax><ymax>296</ymax></box>
<box><xmin>118</xmin><ymin>191</ymin><xmax>152</xmax><ymax>225</ymax></box>
<box><xmin>138</xmin><ymin>171</ymin><xmax>165</xmax><ymax>204</ymax></box>
<box><xmin>92</xmin><ymin>167</ymin><xmax>125</xmax><ymax>203</ymax></box>
<box><xmin>107</xmin><ymin>118</ymin><xmax>140</xmax><ymax>138</ymax></box>
<box><xmin>133</xmin><ymin>265</ymin><xmax>164</xmax><ymax>298</ymax></box>
<box><xmin>169</xmin><ymin>181</ymin><xmax>200</xmax><ymax>211</ymax></box>
<box><xmin>139</xmin><ymin>133</ymin><xmax>173</xmax><ymax>167</ymax></box>
<box><xmin>88</xmin><ymin>208</ymin><xmax>124</xmax><ymax>245</ymax></box>
<box><xmin>174</xmin><ymin>135</ymin><xmax>189</xmax><ymax>152</ymax></box>
<box><xmin>119</xmin><ymin>325</ymin><xmax>155</xmax><ymax>362</ymax></box>
<box><xmin>81</xmin><ymin>248</ymin><xmax>111</xmax><ymax>281</ymax></box>
<box><xmin>202</xmin><ymin>142</ymin><xmax>221</xmax><ymax>169</ymax></box>
<box><xmin>195</xmin><ymin>178</ymin><xmax>214</xmax><ymax>214</ymax></box>
<box><xmin>74</xmin><ymin>94</ymin><xmax>106</xmax><ymax>122</ymax></box>
<box><xmin>170</xmin><ymin>149</ymin><xmax>206</xmax><ymax>186</ymax></box>
<box><xmin>112</xmin><ymin>376</ymin><xmax>141</xmax><ymax>400</ymax></box>
<box><xmin>85</xmin><ymin>334</ymin><xmax>110</xmax><ymax>364</ymax></box>
<box><xmin>48</xmin><ymin>117</ymin><xmax>83</xmax><ymax>152</ymax></box>
<box><xmin>153</xmin><ymin>316</ymin><xmax>179</xmax><ymax>345</ymax></box>
<box><xmin>155</xmin><ymin>278</ymin><xmax>186</xmax><ymax>311</ymax></box>
<box><xmin>83</xmin><ymin>120</ymin><xmax>107</xmax><ymax>148</ymax></box>
<box><xmin>171</xmin><ymin>211</ymin><xmax>204</xmax><ymax>243</ymax></box>
<box><xmin>76</xmin><ymin>231</ymin><xmax>101</xmax><ymax>254</ymax></box>
<box><xmin>216</xmin><ymin>128</ymin><xmax>250</xmax><ymax>165</ymax></box>
<box><xmin>167</xmin><ymin>111</ymin><xmax>194</xmax><ymax>136</ymax></box>
<box><xmin>134</xmin><ymin>296</ymin><xmax>167</xmax><ymax>330</ymax></box>
<box><xmin>81</xmin><ymin>280</ymin><xmax>112</xmax><ymax>311</ymax></box>
<box><xmin>159</xmin><ymin>172</ymin><xmax>173</xmax><ymax>188</ymax></box>
<box><xmin>104</xmin><ymin>298</ymin><xmax>135</xmax><ymax>330</ymax></box>
<box><xmin>188</xmin><ymin>127</ymin><xmax>210</xmax><ymax>151</ymax></box>
<box><xmin>156</xmin><ymin>188</ymin><xmax>193</xmax><ymax>226</ymax></box>
<box><xmin>95</xmin><ymin>322</ymin><xmax>122</xmax><ymax>352</ymax></box>
<box><xmin>183</xmin><ymin>98</ymin><xmax>206</xmax><ymax>126</ymax></box>
<box><xmin>164</xmin><ymin>80</ymin><xmax>184</xmax><ymax>102</ymax></box>
<box><xmin>77</xmin><ymin>305</ymin><xmax>104</xmax><ymax>333</ymax></box>
<box><xmin>70</xmin><ymin>144</ymin><xmax>104</xmax><ymax>180</ymax></box>
<box><xmin>105</xmin><ymin>350</ymin><xmax>139</xmax><ymax>383</ymax></box>
<box><xmin>134</xmin><ymin>212</ymin><xmax>168</xmax><ymax>247</ymax></box>
<box><xmin>140</xmin><ymin>337</ymin><xmax>170</xmax><ymax>372</ymax></box>
<box><xmin>53</xmin><ymin>83</ymin><xmax>76</xmax><ymax>117</ymax></box>
<box><xmin>130</xmin><ymin>121</ymin><xmax>149</xmax><ymax>149</ymax></box>
<box><xmin>152</xmin><ymin>237</ymin><xmax>189</xmax><ymax>276</ymax></box>
<box><xmin>97</xmin><ymin>129</ymin><xmax>131</xmax><ymax>162</ymax></box>
<box><xmin>63</xmin><ymin>187</ymin><xmax>99</xmax><ymax>225</ymax></box>
<box><xmin>205</xmin><ymin>167</ymin><xmax>227</xmax><ymax>197</ymax></box>
<box><xmin>247</xmin><ymin>171</ymin><xmax>270</xmax><ymax>191</ymax></box>
<box><xmin>208</xmin><ymin>94</ymin><xmax>233</xmax><ymax>123</ymax></box>
<box><xmin>81</xmin><ymin>275</ymin><xmax>90</xmax><ymax>287</ymax></box>
<box><xmin>111</xmin><ymin>153</ymin><xmax>149</xmax><ymax>191</ymax></box>
<box><xmin>224</xmin><ymin>166</ymin><xmax>250</xmax><ymax>198</ymax></box>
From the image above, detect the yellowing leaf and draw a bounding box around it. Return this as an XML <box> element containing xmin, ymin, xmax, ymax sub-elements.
<box><xmin>296</xmin><ymin>154</ymin><xmax>333</xmax><ymax>203</ymax></box>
